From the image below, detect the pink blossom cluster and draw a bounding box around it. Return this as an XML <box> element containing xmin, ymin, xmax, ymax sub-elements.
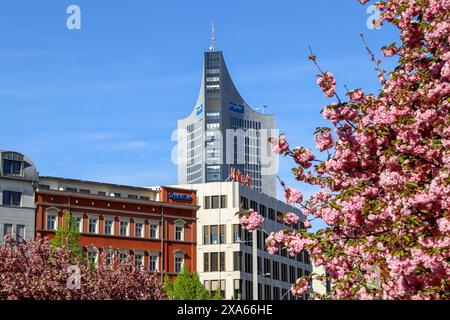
<box><xmin>316</xmin><ymin>72</ymin><xmax>336</xmax><ymax>97</ymax></box>
<box><xmin>284</xmin><ymin>187</ymin><xmax>303</xmax><ymax>205</ymax></box>
<box><xmin>291</xmin><ymin>277</ymin><xmax>310</xmax><ymax>297</ymax></box>
<box><xmin>270</xmin><ymin>134</ymin><xmax>290</xmax><ymax>155</ymax></box>
<box><xmin>283</xmin><ymin>212</ymin><xmax>300</xmax><ymax>225</ymax></box>
<box><xmin>239</xmin><ymin>209</ymin><xmax>264</xmax><ymax>232</ymax></box>
<box><xmin>314</xmin><ymin>130</ymin><xmax>334</xmax><ymax>152</ymax></box>
<box><xmin>292</xmin><ymin>147</ymin><xmax>315</xmax><ymax>168</ymax></box>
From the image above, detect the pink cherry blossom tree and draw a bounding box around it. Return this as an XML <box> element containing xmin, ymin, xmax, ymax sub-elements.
<box><xmin>242</xmin><ymin>0</ymin><xmax>449</xmax><ymax>300</ymax></box>
<box><xmin>0</xmin><ymin>237</ymin><xmax>166</xmax><ymax>300</ymax></box>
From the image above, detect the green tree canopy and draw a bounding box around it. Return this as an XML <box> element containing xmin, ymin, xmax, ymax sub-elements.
<box><xmin>50</xmin><ymin>210</ymin><xmax>83</xmax><ymax>261</ymax></box>
<box><xmin>163</xmin><ymin>265</ymin><xmax>211</xmax><ymax>300</ymax></box>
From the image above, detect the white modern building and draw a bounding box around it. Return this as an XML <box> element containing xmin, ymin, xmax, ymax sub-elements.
<box><xmin>0</xmin><ymin>150</ymin><xmax>39</xmax><ymax>241</ymax></box>
<box><xmin>175</xmin><ymin>181</ymin><xmax>312</xmax><ymax>300</ymax></box>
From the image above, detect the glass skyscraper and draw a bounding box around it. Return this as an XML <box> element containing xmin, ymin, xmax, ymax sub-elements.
<box><xmin>177</xmin><ymin>49</ymin><xmax>277</xmax><ymax>197</ymax></box>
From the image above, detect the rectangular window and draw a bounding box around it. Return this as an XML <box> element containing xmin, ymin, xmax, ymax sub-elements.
<box><xmin>204</xmin><ymin>253</ymin><xmax>210</xmax><ymax>272</ymax></box>
<box><xmin>210</xmin><ymin>252</ymin><xmax>218</xmax><ymax>272</ymax></box>
<box><xmin>203</xmin><ymin>225</ymin><xmax>210</xmax><ymax>245</ymax></box>
<box><xmin>74</xmin><ymin>216</ymin><xmax>82</xmax><ymax>232</ymax></box>
<box><xmin>219</xmin><ymin>225</ymin><xmax>226</xmax><ymax>244</ymax></box>
<box><xmin>273</xmin><ymin>287</ymin><xmax>280</xmax><ymax>300</ymax></box>
<box><xmin>88</xmin><ymin>218</ymin><xmax>98</xmax><ymax>234</ymax></box>
<box><xmin>16</xmin><ymin>225</ymin><xmax>25</xmax><ymax>242</ymax></box>
<box><xmin>233</xmin><ymin>224</ymin><xmax>242</xmax><ymax>243</ymax></box>
<box><xmin>149</xmin><ymin>223</ymin><xmax>159</xmax><ymax>239</ymax></box>
<box><xmin>98</xmin><ymin>191</ymin><xmax>107</xmax><ymax>196</ymax></box>
<box><xmin>220</xmin><ymin>252</ymin><xmax>225</xmax><ymax>271</ymax></box>
<box><xmin>104</xmin><ymin>219</ymin><xmax>113</xmax><ymax>235</ymax></box>
<box><xmin>210</xmin><ymin>225</ymin><xmax>218</xmax><ymax>244</ymax></box>
<box><xmin>272</xmin><ymin>261</ymin><xmax>279</xmax><ymax>280</ymax></box>
<box><xmin>2</xmin><ymin>159</ymin><xmax>22</xmax><ymax>175</ymax></box>
<box><xmin>149</xmin><ymin>255</ymin><xmax>158</xmax><ymax>272</ymax></box>
<box><xmin>175</xmin><ymin>256</ymin><xmax>183</xmax><ymax>273</ymax></box>
<box><xmin>204</xmin><ymin>196</ymin><xmax>211</xmax><ymax>209</ymax></box>
<box><xmin>134</xmin><ymin>254</ymin><xmax>143</xmax><ymax>269</ymax></box>
<box><xmin>220</xmin><ymin>195</ymin><xmax>227</xmax><ymax>208</ymax></box>
<box><xmin>38</xmin><ymin>184</ymin><xmax>50</xmax><ymax>190</ymax></box>
<box><xmin>2</xmin><ymin>191</ymin><xmax>21</xmax><ymax>206</ymax></box>
<box><xmin>119</xmin><ymin>252</ymin><xmax>128</xmax><ymax>263</ymax></box>
<box><xmin>240</xmin><ymin>197</ymin><xmax>248</xmax><ymax>210</ymax></box>
<box><xmin>87</xmin><ymin>251</ymin><xmax>97</xmax><ymax>265</ymax></box>
<box><xmin>112</xmin><ymin>193</ymin><xmax>121</xmax><ymax>198</ymax></box>
<box><xmin>233</xmin><ymin>251</ymin><xmax>242</xmax><ymax>271</ymax></box>
<box><xmin>290</xmin><ymin>265</ymin><xmax>296</xmax><ymax>283</ymax></box>
<box><xmin>66</xmin><ymin>187</ymin><xmax>77</xmax><ymax>193</ymax></box>
<box><xmin>211</xmin><ymin>196</ymin><xmax>219</xmax><ymax>209</ymax></box>
<box><xmin>234</xmin><ymin>279</ymin><xmax>242</xmax><ymax>300</ymax></box>
<box><xmin>128</xmin><ymin>194</ymin><xmax>138</xmax><ymax>199</ymax></box>
<box><xmin>79</xmin><ymin>189</ymin><xmax>90</xmax><ymax>194</ymax></box>
<box><xmin>281</xmin><ymin>263</ymin><xmax>288</xmax><ymax>282</ymax></box>
<box><xmin>3</xmin><ymin>224</ymin><xmax>13</xmax><ymax>237</ymax></box>
<box><xmin>135</xmin><ymin>222</ymin><xmax>143</xmax><ymax>237</ymax></box>
<box><xmin>47</xmin><ymin>215</ymin><xmax>57</xmax><ymax>230</ymax></box>
<box><xmin>175</xmin><ymin>225</ymin><xmax>183</xmax><ymax>241</ymax></box>
<box><xmin>120</xmin><ymin>221</ymin><xmax>129</xmax><ymax>236</ymax></box>
<box><xmin>140</xmin><ymin>196</ymin><xmax>150</xmax><ymax>201</ymax></box>
<box><xmin>265</xmin><ymin>285</ymin><xmax>271</xmax><ymax>300</ymax></box>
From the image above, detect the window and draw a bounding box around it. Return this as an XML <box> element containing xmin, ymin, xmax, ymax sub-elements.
<box><xmin>220</xmin><ymin>252</ymin><xmax>225</xmax><ymax>271</ymax></box>
<box><xmin>3</xmin><ymin>159</ymin><xmax>22</xmax><ymax>175</ymax></box>
<box><xmin>211</xmin><ymin>196</ymin><xmax>219</xmax><ymax>209</ymax></box>
<box><xmin>250</xmin><ymin>200</ymin><xmax>258</xmax><ymax>211</ymax></box>
<box><xmin>268</xmin><ymin>208</ymin><xmax>275</xmax><ymax>221</ymax></box>
<box><xmin>104</xmin><ymin>219</ymin><xmax>113</xmax><ymax>235</ymax></box>
<box><xmin>210</xmin><ymin>225</ymin><xmax>218</xmax><ymax>244</ymax></box>
<box><xmin>16</xmin><ymin>225</ymin><xmax>25</xmax><ymax>242</ymax></box>
<box><xmin>128</xmin><ymin>194</ymin><xmax>138</xmax><ymax>199</ymax></box>
<box><xmin>175</xmin><ymin>222</ymin><xmax>184</xmax><ymax>241</ymax></box>
<box><xmin>74</xmin><ymin>216</ymin><xmax>83</xmax><ymax>232</ymax></box>
<box><xmin>234</xmin><ymin>279</ymin><xmax>242</xmax><ymax>300</ymax></box>
<box><xmin>88</xmin><ymin>218</ymin><xmax>98</xmax><ymax>234</ymax></box>
<box><xmin>290</xmin><ymin>265</ymin><xmax>296</xmax><ymax>283</ymax></box>
<box><xmin>140</xmin><ymin>196</ymin><xmax>150</xmax><ymax>201</ymax></box>
<box><xmin>79</xmin><ymin>189</ymin><xmax>90</xmax><ymax>194</ymax></box>
<box><xmin>120</xmin><ymin>221</ymin><xmax>129</xmax><ymax>236</ymax></box>
<box><xmin>149</xmin><ymin>223</ymin><xmax>159</xmax><ymax>239</ymax></box>
<box><xmin>2</xmin><ymin>191</ymin><xmax>21</xmax><ymax>206</ymax></box>
<box><xmin>273</xmin><ymin>287</ymin><xmax>280</xmax><ymax>300</ymax></box>
<box><xmin>119</xmin><ymin>251</ymin><xmax>128</xmax><ymax>263</ymax></box>
<box><xmin>203</xmin><ymin>225</ymin><xmax>210</xmax><ymax>245</ymax></box>
<box><xmin>203</xmin><ymin>253</ymin><xmax>210</xmax><ymax>272</ymax></box>
<box><xmin>134</xmin><ymin>253</ymin><xmax>143</xmax><ymax>269</ymax></box>
<box><xmin>174</xmin><ymin>255</ymin><xmax>184</xmax><ymax>273</ymax></box>
<box><xmin>47</xmin><ymin>214</ymin><xmax>57</xmax><ymax>230</ymax></box>
<box><xmin>3</xmin><ymin>224</ymin><xmax>13</xmax><ymax>237</ymax></box>
<box><xmin>264</xmin><ymin>258</ymin><xmax>271</xmax><ymax>276</ymax></box>
<box><xmin>233</xmin><ymin>224</ymin><xmax>242</xmax><ymax>243</ymax></box>
<box><xmin>281</xmin><ymin>263</ymin><xmax>288</xmax><ymax>282</ymax></box>
<box><xmin>135</xmin><ymin>222</ymin><xmax>143</xmax><ymax>237</ymax></box>
<box><xmin>66</xmin><ymin>187</ymin><xmax>77</xmax><ymax>193</ymax></box>
<box><xmin>264</xmin><ymin>285</ymin><xmax>271</xmax><ymax>300</ymax></box>
<box><xmin>244</xmin><ymin>253</ymin><xmax>252</xmax><ymax>273</ymax></box>
<box><xmin>204</xmin><ymin>196</ymin><xmax>211</xmax><ymax>209</ymax></box>
<box><xmin>259</xmin><ymin>204</ymin><xmax>267</xmax><ymax>217</ymax></box>
<box><xmin>98</xmin><ymin>191</ymin><xmax>107</xmax><ymax>196</ymax></box>
<box><xmin>104</xmin><ymin>250</ymin><xmax>112</xmax><ymax>266</ymax></box>
<box><xmin>220</xmin><ymin>195</ymin><xmax>227</xmax><ymax>208</ymax></box>
<box><xmin>39</xmin><ymin>184</ymin><xmax>50</xmax><ymax>190</ymax></box>
<box><xmin>219</xmin><ymin>225</ymin><xmax>226</xmax><ymax>244</ymax></box>
<box><xmin>240</xmin><ymin>197</ymin><xmax>248</xmax><ymax>210</ymax></box>
<box><xmin>112</xmin><ymin>193</ymin><xmax>121</xmax><ymax>198</ymax></box>
<box><xmin>233</xmin><ymin>251</ymin><xmax>242</xmax><ymax>271</ymax></box>
<box><xmin>210</xmin><ymin>252</ymin><xmax>218</xmax><ymax>272</ymax></box>
<box><xmin>149</xmin><ymin>254</ymin><xmax>159</xmax><ymax>272</ymax></box>
<box><xmin>87</xmin><ymin>250</ymin><xmax>98</xmax><ymax>265</ymax></box>
<box><xmin>272</xmin><ymin>261</ymin><xmax>280</xmax><ymax>280</ymax></box>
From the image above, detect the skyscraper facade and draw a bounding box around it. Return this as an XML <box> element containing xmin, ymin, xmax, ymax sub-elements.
<box><xmin>177</xmin><ymin>49</ymin><xmax>277</xmax><ymax>197</ymax></box>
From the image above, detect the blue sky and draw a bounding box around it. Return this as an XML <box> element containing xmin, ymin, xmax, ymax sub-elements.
<box><xmin>0</xmin><ymin>1</ymin><xmax>398</xmax><ymax>227</ymax></box>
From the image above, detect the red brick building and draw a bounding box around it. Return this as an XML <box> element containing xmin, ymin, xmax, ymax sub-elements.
<box><xmin>35</xmin><ymin>177</ymin><xmax>198</xmax><ymax>279</ymax></box>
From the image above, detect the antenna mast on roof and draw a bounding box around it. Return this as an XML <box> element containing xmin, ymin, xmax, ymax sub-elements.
<box><xmin>210</xmin><ymin>21</ymin><xmax>215</xmax><ymax>51</ymax></box>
